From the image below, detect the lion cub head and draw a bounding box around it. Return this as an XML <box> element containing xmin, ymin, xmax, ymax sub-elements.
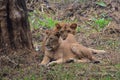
<box><xmin>54</xmin><ymin>23</ymin><xmax>77</xmax><ymax>40</ymax></box>
<box><xmin>45</xmin><ymin>30</ymin><xmax>60</xmax><ymax>51</ymax></box>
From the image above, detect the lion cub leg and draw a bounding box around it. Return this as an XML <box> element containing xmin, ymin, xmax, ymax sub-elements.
<box><xmin>71</xmin><ymin>44</ymin><xmax>100</xmax><ymax>64</ymax></box>
<box><xmin>47</xmin><ymin>58</ymin><xmax>65</xmax><ymax>66</ymax></box>
<box><xmin>68</xmin><ymin>58</ymin><xmax>89</xmax><ymax>63</ymax></box>
<box><xmin>40</xmin><ymin>55</ymin><xmax>51</xmax><ymax>65</ymax></box>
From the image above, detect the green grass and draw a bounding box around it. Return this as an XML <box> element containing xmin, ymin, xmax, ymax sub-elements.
<box><xmin>1</xmin><ymin>63</ymin><xmax>120</xmax><ymax>80</ymax></box>
<box><xmin>96</xmin><ymin>1</ymin><xmax>107</xmax><ymax>7</ymax></box>
<box><xmin>24</xmin><ymin>75</ymin><xmax>36</xmax><ymax>80</ymax></box>
<box><xmin>76</xmin><ymin>27</ymin><xmax>81</xmax><ymax>32</ymax></box>
<box><xmin>36</xmin><ymin>63</ymin><xmax>118</xmax><ymax>80</ymax></box>
<box><xmin>29</xmin><ymin>10</ymin><xmax>58</xmax><ymax>30</ymax></box>
<box><xmin>115</xmin><ymin>64</ymin><xmax>120</xmax><ymax>68</ymax></box>
<box><xmin>91</xmin><ymin>18</ymin><xmax>111</xmax><ymax>32</ymax></box>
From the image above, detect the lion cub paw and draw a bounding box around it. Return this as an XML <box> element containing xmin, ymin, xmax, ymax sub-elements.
<box><xmin>47</xmin><ymin>62</ymin><xmax>57</xmax><ymax>66</ymax></box>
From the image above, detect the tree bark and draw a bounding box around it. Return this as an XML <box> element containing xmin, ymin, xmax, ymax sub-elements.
<box><xmin>0</xmin><ymin>0</ymin><xmax>34</xmax><ymax>67</ymax></box>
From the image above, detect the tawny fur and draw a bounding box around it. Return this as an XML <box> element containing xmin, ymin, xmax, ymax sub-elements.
<box><xmin>41</xmin><ymin>23</ymin><xmax>77</xmax><ymax>53</ymax></box>
<box><xmin>40</xmin><ymin>32</ymin><xmax>106</xmax><ymax>66</ymax></box>
<box><xmin>40</xmin><ymin>23</ymin><xmax>106</xmax><ymax>66</ymax></box>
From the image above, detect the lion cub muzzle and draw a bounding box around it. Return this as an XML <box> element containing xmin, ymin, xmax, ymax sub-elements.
<box><xmin>45</xmin><ymin>34</ymin><xmax>60</xmax><ymax>51</ymax></box>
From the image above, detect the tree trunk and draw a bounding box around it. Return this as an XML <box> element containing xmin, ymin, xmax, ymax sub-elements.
<box><xmin>0</xmin><ymin>0</ymin><xmax>35</xmax><ymax>67</ymax></box>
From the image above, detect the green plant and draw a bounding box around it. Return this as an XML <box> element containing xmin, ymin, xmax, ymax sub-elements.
<box><xmin>24</xmin><ymin>75</ymin><xmax>36</xmax><ymax>80</ymax></box>
<box><xmin>96</xmin><ymin>1</ymin><xmax>107</xmax><ymax>7</ymax></box>
<box><xmin>116</xmin><ymin>71</ymin><xmax>120</xmax><ymax>80</ymax></box>
<box><xmin>76</xmin><ymin>27</ymin><xmax>81</xmax><ymax>32</ymax></box>
<box><xmin>92</xmin><ymin>18</ymin><xmax>110</xmax><ymax>31</ymax></box>
<box><xmin>115</xmin><ymin>64</ymin><xmax>120</xmax><ymax>68</ymax></box>
<box><xmin>42</xmin><ymin>16</ymin><xmax>58</xmax><ymax>29</ymax></box>
<box><xmin>29</xmin><ymin>10</ymin><xmax>58</xmax><ymax>30</ymax></box>
<box><xmin>103</xmin><ymin>76</ymin><xmax>112</xmax><ymax>80</ymax></box>
<box><xmin>29</xmin><ymin>10</ymin><xmax>41</xmax><ymax>30</ymax></box>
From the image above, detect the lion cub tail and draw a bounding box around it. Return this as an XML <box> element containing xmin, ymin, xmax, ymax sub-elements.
<box><xmin>88</xmin><ymin>48</ymin><xmax>106</xmax><ymax>54</ymax></box>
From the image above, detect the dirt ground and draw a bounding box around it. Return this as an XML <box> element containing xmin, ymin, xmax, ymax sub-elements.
<box><xmin>0</xmin><ymin>0</ymin><xmax>120</xmax><ymax>80</ymax></box>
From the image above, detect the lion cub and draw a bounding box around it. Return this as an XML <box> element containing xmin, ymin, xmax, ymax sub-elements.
<box><xmin>40</xmin><ymin>30</ymin><xmax>102</xmax><ymax>66</ymax></box>
<box><xmin>41</xmin><ymin>23</ymin><xmax>77</xmax><ymax>53</ymax></box>
<box><xmin>53</xmin><ymin>23</ymin><xmax>77</xmax><ymax>40</ymax></box>
<box><xmin>54</xmin><ymin>23</ymin><xmax>106</xmax><ymax>54</ymax></box>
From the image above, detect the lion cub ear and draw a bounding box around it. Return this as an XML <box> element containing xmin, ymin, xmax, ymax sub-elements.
<box><xmin>70</xmin><ymin>23</ymin><xmax>77</xmax><ymax>30</ymax></box>
<box><xmin>55</xmin><ymin>23</ymin><xmax>61</xmax><ymax>30</ymax></box>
